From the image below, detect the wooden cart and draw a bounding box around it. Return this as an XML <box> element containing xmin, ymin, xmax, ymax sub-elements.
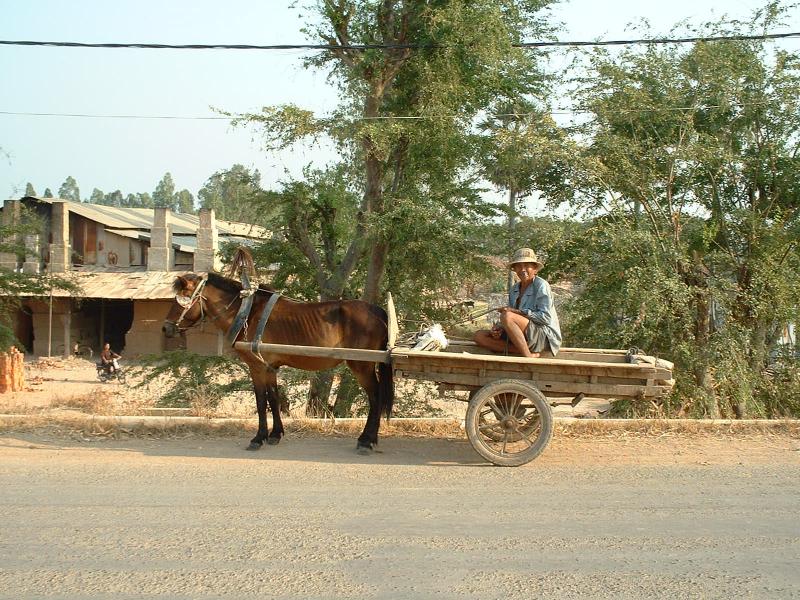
<box><xmin>392</xmin><ymin>342</ymin><xmax>674</xmax><ymax>466</ymax></box>
<box><xmin>234</xmin><ymin>296</ymin><xmax>674</xmax><ymax>467</ymax></box>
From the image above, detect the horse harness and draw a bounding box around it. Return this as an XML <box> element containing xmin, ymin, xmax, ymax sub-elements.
<box><xmin>171</xmin><ymin>272</ymin><xmax>281</xmax><ymax>366</ymax></box>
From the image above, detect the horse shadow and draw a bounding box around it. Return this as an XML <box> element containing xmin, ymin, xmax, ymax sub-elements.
<box><xmin>7</xmin><ymin>432</ymin><xmax>492</xmax><ymax>468</ymax></box>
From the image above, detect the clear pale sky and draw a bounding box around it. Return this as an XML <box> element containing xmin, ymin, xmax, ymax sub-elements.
<box><xmin>0</xmin><ymin>0</ymin><xmax>794</xmax><ymax>203</ymax></box>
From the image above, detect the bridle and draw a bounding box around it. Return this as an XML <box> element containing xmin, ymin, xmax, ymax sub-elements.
<box><xmin>165</xmin><ymin>276</ymin><xmax>210</xmax><ymax>332</ymax></box>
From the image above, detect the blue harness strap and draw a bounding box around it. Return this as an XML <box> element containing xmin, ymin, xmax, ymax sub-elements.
<box><xmin>226</xmin><ymin>271</ymin><xmax>256</xmax><ymax>346</ymax></box>
<box><xmin>250</xmin><ymin>292</ymin><xmax>281</xmax><ymax>363</ymax></box>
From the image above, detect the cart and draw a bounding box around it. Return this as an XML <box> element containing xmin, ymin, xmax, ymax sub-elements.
<box><xmin>392</xmin><ymin>341</ymin><xmax>674</xmax><ymax>466</ymax></box>
<box><xmin>234</xmin><ymin>298</ymin><xmax>674</xmax><ymax>467</ymax></box>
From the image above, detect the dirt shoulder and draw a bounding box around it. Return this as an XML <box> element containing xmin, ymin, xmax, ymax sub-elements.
<box><xmin>2</xmin><ymin>356</ymin><xmax>799</xmax><ymax>470</ymax></box>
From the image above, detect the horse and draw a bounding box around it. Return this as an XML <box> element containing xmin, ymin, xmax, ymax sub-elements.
<box><xmin>161</xmin><ymin>261</ymin><xmax>394</xmax><ymax>454</ymax></box>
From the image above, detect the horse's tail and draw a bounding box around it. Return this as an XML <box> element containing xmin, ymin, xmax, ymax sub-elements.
<box><xmin>378</xmin><ymin>361</ymin><xmax>394</xmax><ymax>420</ymax></box>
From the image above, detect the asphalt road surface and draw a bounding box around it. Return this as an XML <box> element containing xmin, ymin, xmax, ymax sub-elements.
<box><xmin>1</xmin><ymin>432</ymin><xmax>799</xmax><ymax>599</ymax></box>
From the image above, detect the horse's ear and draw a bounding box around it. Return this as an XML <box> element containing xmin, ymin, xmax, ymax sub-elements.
<box><xmin>172</xmin><ymin>276</ymin><xmax>188</xmax><ymax>293</ymax></box>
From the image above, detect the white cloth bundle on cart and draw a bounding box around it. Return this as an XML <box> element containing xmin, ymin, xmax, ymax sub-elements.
<box><xmin>412</xmin><ymin>324</ymin><xmax>449</xmax><ymax>351</ymax></box>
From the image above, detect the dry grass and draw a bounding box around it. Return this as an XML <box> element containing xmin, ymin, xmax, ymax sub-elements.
<box><xmin>50</xmin><ymin>390</ymin><xmax>115</xmax><ymax>415</ymax></box>
<box><xmin>1</xmin><ymin>413</ymin><xmax>798</xmax><ymax>442</ymax></box>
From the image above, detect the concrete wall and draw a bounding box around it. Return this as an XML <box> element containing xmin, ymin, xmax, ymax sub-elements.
<box><xmin>125</xmin><ymin>300</ymin><xmax>226</xmax><ymax>357</ymax></box>
<box><xmin>95</xmin><ymin>230</ymin><xmax>146</xmax><ymax>268</ymax></box>
<box><xmin>186</xmin><ymin>328</ymin><xmax>224</xmax><ymax>356</ymax></box>
<box><xmin>28</xmin><ymin>298</ymin><xmax>82</xmax><ymax>357</ymax></box>
<box><xmin>125</xmin><ymin>300</ymin><xmax>169</xmax><ymax>357</ymax></box>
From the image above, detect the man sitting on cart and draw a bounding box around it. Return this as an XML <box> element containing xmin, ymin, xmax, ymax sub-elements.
<box><xmin>473</xmin><ymin>248</ymin><xmax>562</xmax><ymax>358</ymax></box>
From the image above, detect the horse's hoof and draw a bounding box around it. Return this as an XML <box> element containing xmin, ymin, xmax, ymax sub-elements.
<box><xmin>246</xmin><ymin>441</ymin><xmax>263</xmax><ymax>451</ymax></box>
<box><xmin>356</xmin><ymin>443</ymin><xmax>373</xmax><ymax>455</ymax></box>
<box><xmin>267</xmin><ymin>436</ymin><xmax>281</xmax><ymax>446</ymax></box>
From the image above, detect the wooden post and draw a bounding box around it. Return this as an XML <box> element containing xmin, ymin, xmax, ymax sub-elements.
<box><xmin>62</xmin><ymin>305</ymin><xmax>71</xmax><ymax>358</ymax></box>
<box><xmin>47</xmin><ymin>289</ymin><xmax>53</xmax><ymax>357</ymax></box>
<box><xmin>100</xmin><ymin>299</ymin><xmax>106</xmax><ymax>348</ymax></box>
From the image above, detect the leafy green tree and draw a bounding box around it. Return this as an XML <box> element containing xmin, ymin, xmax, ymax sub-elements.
<box><xmin>153</xmin><ymin>173</ymin><xmax>176</xmax><ymax>209</ymax></box>
<box><xmin>42</xmin><ymin>188</ymin><xmax>53</xmax><ymax>198</ymax></box>
<box><xmin>478</xmin><ymin>99</ymin><xmax>577</xmax><ymax>289</ymax></box>
<box><xmin>174</xmin><ymin>189</ymin><xmax>195</xmax><ymax>214</ymax></box>
<box><xmin>103</xmin><ymin>190</ymin><xmax>124</xmax><ymax>207</ymax></box>
<box><xmin>234</xmin><ymin>0</ymin><xmax>557</xmax><ymax>304</ymax></box>
<box><xmin>563</xmin><ymin>3</ymin><xmax>800</xmax><ymax>417</ymax></box>
<box><xmin>132</xmin><ymin>192</ymin><xmax>154</xmax><ymax>208</ymax></box>
<box><xmin>24</xmin><ymin>183</ymin><xmax>36</xmax><ymax>197</ymax></box>
<box><xmin>232</xmin><ymin>0</ymin><xmax>559</xmax><ymax>415</ymax></box>
<box><xmin>88</xmin><ymin>188</ymin><xmax>105</xmax><ymax>205</ymax></box>
<box><xmin>57</xmin><ymin>176</ymin><xmax>80</xmax><ymax>202</ymax></box>
<box><xmin>198</xmin><ymin>164</ymin><xmax>265</xmax><ymax>222</ymax></box>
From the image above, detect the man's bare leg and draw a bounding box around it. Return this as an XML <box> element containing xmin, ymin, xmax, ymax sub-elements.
<box><xmin>473</xmin><ymin>326</ymin><xmax>540</xmax><ymax>358</ymax></box>
<box><xmin>499</xmin><ymin>311</ymin><xmax>540</xmax><ymax>358</ymax></box>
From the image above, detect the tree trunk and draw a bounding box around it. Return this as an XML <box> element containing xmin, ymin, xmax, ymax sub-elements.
<box><xmin>364</xmin><ymin>239</ymin><xmax>389</xmax><ymax>304</ymax></box>
<box><xmin>305</xmin><ymin>371</ymin><xmax>334</xmax><ymax>417</ymax></box>
<box><xmin>332</xmin><ymin>369</ymin><xmax>360</xmax><ymax>418</ymax></box>
<box><xmin>506</xmin><ymin>187</ymin><xmax>518</xmax><ymax>293</ymax></box>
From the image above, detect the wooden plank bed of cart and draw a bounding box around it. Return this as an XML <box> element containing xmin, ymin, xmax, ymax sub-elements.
<box><xmin>234</xmin><ymin>300</ymin><xmax>674</xmax><ymax>467</ymax></box>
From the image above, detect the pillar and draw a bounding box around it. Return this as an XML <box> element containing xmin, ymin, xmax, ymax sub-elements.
<box><xmin>148</xmin><ymin>207</ymin><xmax>172</xmax><ymax>271</ymax></box>
<box><xmin>193</xmin><ymin>208</ymin><xmax>220</xmax><ymax>272</ymax></box>
<box><xmin>48</xmin><ymin>201</ymin><xmax>70</xmax><ymax>273</ymax></box>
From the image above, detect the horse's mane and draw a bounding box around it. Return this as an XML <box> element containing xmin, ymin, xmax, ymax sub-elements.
<box><xmin>228</xmin><ymin>246</ymin><xmax>256</xmax><ymax>281</ymax></box>
<box><xmin>172</xmin><ymin>245</ymin><xmax>276</xmax><ymax>295</ymax></box>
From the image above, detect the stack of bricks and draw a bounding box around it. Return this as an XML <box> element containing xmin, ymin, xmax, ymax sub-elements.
<box><xmin>0</xmin><ymin>346</ymin><xmax>25</xmax><ymax>393</ymax></box>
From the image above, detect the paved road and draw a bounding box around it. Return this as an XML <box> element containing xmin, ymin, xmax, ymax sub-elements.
<box><xmin>1</xmin><ymin>432</ymin><xmax>799</xmax><ymax>599</ymax></box>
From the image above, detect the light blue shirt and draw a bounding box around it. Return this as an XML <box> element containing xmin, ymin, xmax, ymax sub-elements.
<box><xmin>508</xmin><ymin>277</ymin><xmax>562</xmax><ymax>355</ymax></box>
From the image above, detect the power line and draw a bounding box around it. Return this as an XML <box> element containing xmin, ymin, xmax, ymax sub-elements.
<box><xmin>0</xmin><ymin>110</ymin><xmax>227</xmax><ymax>120</ymax></box>
<box><xmin>0</xmin><ymin>101</ymin><xmax>781</xmax><ymax>122</ymax></box>
<box><xmin>0</xmin><ymin>31</ymin><xmax>798</xmax><ymax>51</ymax></box>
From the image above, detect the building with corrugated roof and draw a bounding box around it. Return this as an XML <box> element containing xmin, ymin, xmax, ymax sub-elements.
<box><xmin>1</xmin><ymin>196</ymin><xmax>270</xmax><ymax>357</ymax></box>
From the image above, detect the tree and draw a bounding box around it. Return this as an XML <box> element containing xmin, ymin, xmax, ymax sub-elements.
<box><xmin>198</xmin><ymin>164</ymin><xmax>265</xmax><ymax>222</ymax></box>
<box><xmin>153</xmin><ymin>173</ymin><xmax>176</xmax><ymax>210</ymax></box>
<box><xmin>127</xmin><ymin>192</ymin><xmax>154</xmax><ymax>208</ymax></box>
<box><xmin>174</xmin><ymin>189</ymin><xmax>195</xmax><ymax>214</ymax></box>
<box><xmin>232</xmin><ymin>1</ymin><xmax>559</xmax><ymax>415</ymax></box>
<box><xmin>57</xmin><ymin>176</ymin><xmax>80</xmax><ymax>202</ymax></box>
<box><xmin>563</xmin><ymin>2</ymin><xmax>800</xmax><ymax>417</ymax></box>
<box><xmin>24</xmin><ymin>183</ymin><xmax>36</xmax><ymax>197</ymax></box>
<box><xmin>103</xmin><ymin>190</ymin><xmax>124</xmax><ymax>207</ymax></box>
<box><xmin>234</xmin><ymin>0</ymin><xmax>557</xmax><ymax>303</ymax></box>
<box><xmin>478</xmin><ymin>99</ymin><xmax>577</xmax><ymax>289</ymax></box>
<box><xmin>88</xmin><ymin>188</ymin><xmax>105</xmax><ymax>205</ymax></box>
<box><xmin>42</xmin><ymin>188</ymin><xmax>53</xmax><ymax>198</ymax></box>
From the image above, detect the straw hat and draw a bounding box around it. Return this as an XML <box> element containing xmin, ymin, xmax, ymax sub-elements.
<box><xmin>507</xmin><ymin>247</ymin><xmax>543</xmax><ymax>269</ymax></box>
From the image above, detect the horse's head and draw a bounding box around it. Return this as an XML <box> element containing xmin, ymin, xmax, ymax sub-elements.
<box><xmin>163</xmin><ymin>274</ymin><xmax>207</xmax><ymax>337</ymax></box>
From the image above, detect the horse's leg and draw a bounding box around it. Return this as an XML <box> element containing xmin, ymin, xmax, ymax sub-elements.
<box><xmin>347</xmin><ymin>360</ymin><xmax>381</xmax><ymax>453</ymax></box>
<box><xmin>266</xmin><ymin>369</ymin><xmax>284</xmax><ymax>445</ymax></box>
<box><xmin>246</xmin><ymin>365</ymin><xmax>270</xmax><ymax>451</ymax></box>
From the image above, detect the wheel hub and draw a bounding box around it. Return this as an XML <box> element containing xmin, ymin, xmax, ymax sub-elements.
<box><xmin>501</xmin><ymin>416</ymin><xmax>518</xmax><ymax>430</ymax></box>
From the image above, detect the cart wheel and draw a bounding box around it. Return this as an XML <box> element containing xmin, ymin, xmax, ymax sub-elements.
<box><xmin>465</xmin><ymin>379</ymin><xmax>553</xmax><ymax>467</ymax></box>
<box><xmin>116</xmin><ymin>370</ymin><xmax>127</xmax><ymax>385</ymax></box>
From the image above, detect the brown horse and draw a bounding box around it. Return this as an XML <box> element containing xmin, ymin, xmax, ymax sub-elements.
<box><xmin>162</xmin><ymin>270</ymin><xmax>393</xmax><ymax>453</ymax></box>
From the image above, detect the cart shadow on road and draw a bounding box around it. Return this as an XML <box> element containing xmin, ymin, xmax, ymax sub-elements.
<box><xmin>2</xmin><ymin>433</ymin><xmax>498</xmax><ymax>468</ymax></box>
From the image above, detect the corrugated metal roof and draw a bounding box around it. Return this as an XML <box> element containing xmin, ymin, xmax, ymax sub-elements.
<box><xmin>105</xmin><ymin>230</ymin><xmax>259</xmax><ymax>254</ymax></box>
<box><xmin>50</xmin><ymin>270</ymin><xmax>190</xmax><ymax>299</ymax></box>
<box><xmin>18</xmin><ymin>197</ymin><xmax>269</xmax><ymax>239</ymax></box>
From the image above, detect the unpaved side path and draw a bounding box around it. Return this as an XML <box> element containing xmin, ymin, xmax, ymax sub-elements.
<box><xmin>1</xmin><ymin>433</ymin><xmax>799</xmax><ymax>600</ymax></box>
